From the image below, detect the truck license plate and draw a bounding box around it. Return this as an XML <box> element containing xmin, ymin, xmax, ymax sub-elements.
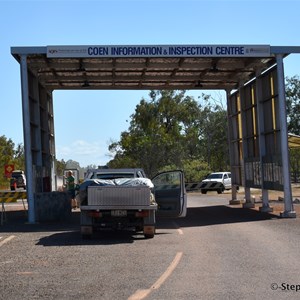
<box><xmin>111</xmin><ymin>210</ymin><xmax>127</xmax><ymax>217</ymax></box>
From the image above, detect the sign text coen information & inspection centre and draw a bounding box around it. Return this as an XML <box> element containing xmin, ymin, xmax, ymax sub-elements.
<box><xmin>47</xmin><ymin>45</ymin><xmax>271</xmax><ymax>58</ymax></box>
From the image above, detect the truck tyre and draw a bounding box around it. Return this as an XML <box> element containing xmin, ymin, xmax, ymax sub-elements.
<box><xmin>144</xmin><ymin>226</ymin><xmax>155</xmax><ymax>239</ymax></box>
<box><xmin>135</xmin><ymin>226</ymin><xmax>143</xmax><ymax>232</ymax></box>
<box><xmin>82</xmin><ymin>233</ymin><xmax>92</xmax><ymax>240</ymax></box>
<box><xmin>201</xmin><ymin>189</ymin><xmax>207</xmax><ymax>194</ymax></box>
<box><xmin>144</xmin><ymin>233</ymin><xmax>154</xmax><ymax>239</ymax></box>
<box><xmin>81</xmin><ymin>226</ymin><xmax>93</xmax><ymax>239</ymax></box>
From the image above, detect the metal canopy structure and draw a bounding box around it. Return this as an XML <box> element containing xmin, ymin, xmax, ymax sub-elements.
<box><xmin>24</xmin><ymin>56</ymin><xmax>278</xmax><ymax>91</ymax></box>
<box><xmin>11</xmin><ymin>45</ymin><xmax>279</xmax><ymax>91</ymax></box>
<box><xmin>21</xmin><ymin>58</ymin><xmax>276</xmax><ymax>91</ymax></box>
<box><xmin>10</xmin><ymin>44</ymin><xmax>300</xmax><ymax>223</ymax></box>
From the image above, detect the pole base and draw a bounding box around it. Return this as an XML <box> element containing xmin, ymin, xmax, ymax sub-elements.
<box><xmin>259</xmin><ymin>206</ymin><xmax>273</xmax><ymax>213</ymax></box>
<box><xmin>229</xmin><ymin>199</ymin><xmax>245</xmax><ymax>205</ymax></box>
<box><xmin>243</xmin><ymin>202</ymin><xmax>255</xmax><ymax>208</ymax></box>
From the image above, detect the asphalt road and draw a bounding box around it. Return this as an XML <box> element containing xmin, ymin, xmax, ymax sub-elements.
<box><xmin>0</xmin><ymin>193</ymin><xmax>300</xmax><ymax>300</ymax></box>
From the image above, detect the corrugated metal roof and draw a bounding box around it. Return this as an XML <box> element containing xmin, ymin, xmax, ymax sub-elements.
<box><xmin>11</xmin><ymin>47</ymin><xmax>278</xmax><ymax>91</ymax></box>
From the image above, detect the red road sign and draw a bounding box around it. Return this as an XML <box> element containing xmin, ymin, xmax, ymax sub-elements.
<box><xmin>4</xmin><ymin>164</ymin><xmax>14</xmax><ymax>177</ymax></box>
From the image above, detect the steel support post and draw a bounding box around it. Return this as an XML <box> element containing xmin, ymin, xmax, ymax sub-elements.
<box><xmin>255</xmin><ymin>71</ymin><xmax>273</xmax><ymax>213</ymax></box>
<box><xmin>238</xmin><ymin>83</ymin><xmax>252</xmax><ymax>207</ymax></box>
<box><xmin>276</xmin><ymin>54</ymin><xmax>296</xmax><ymax>218</ymax></box>
<box><xmin>20</xmin><ymin>55</ymin><xmax>35</xmax><ymax>223</ymax></box>
<box><xmin>226</xmin><ymin>90</ymin><xmax>243</xmax><ymax>204</ymax></box>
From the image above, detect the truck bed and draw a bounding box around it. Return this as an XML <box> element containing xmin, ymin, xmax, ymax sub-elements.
<box><xmin>80</xmin><ymin>204</ymin><xmax>158</xmax><ymax>210</ymax></box>
<box><xmin>79</xmin><ymin>170</ymin><xmax>157</xmax><ymax>239</ymax></box>
<box><xmin>84</xmin><ymin>185</ymin><xmax>154</xmax><ymax>207</ymax></box>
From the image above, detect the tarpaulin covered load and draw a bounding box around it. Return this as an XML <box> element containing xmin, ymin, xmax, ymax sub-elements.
<box><xmin>78</xmin><ymin>178</ymin><xmax>155</xmax><ymax>205</ymax></box>
<box><xmin>113</xmin><ymin>178</ymin><xmax>154</xmax><ymax>188</ymax></box>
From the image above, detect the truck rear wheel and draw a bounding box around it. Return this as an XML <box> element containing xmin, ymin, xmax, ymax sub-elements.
<box><xmin>82</xmin><ymin>233</ymin><xmax>92</xmax><ymax>239</ymax></box>
<box><xmin>201</xmin><ymin>189</ymin><xmax>207</xmax><ymax>194</ymax></box>
<box><xmin>81</xmin><ymin>226</ymin><xmax>93</xmax><ymax>239</ymax></box>
<box><xmin>144</xmin><ymin>233</ymin><xmax>154</xmax><ymax>239</ymax></box>
<box><xmin>144</xmin><ymin>225</ymin><xmax>155</xmax><ymax>239</ymax></box>
<box><xmin>135</xmin><ymin>225</ymin><xmax>143</xmax><ymax>232</ymax></box>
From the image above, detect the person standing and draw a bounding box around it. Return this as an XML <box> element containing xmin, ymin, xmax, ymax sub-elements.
<box><xmin>65</xmin><ymin>171</ymin><xmax>77</xmax><ymax>209</ymax></box>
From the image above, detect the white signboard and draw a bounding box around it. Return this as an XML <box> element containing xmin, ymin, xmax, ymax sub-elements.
<box><xmin>47</xmin><ymin>45</ymin><xmax>271</xmax><ymax>58</ymax></box>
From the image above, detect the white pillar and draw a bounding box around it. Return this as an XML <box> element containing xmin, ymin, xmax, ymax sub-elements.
<box><xmin>226</xmin><ymin>90</ymin><xmax>244</xmax><ymax>204</ymax></box>
<box><xmin>255</xmin><ymin>71</ymin><xmax>273</xmax><ymax>213</ymax></box>
<box><xmin>276</xmin><ymin>54</ymin><xmax>296</xmax><ymax>218</ymax></box>
<box><xmin>237</xmin><ymin>83</ymin><xmax>252</xmax><ymax>207</ymax></box>
<box><xmin>20</xmin><ymin>55</ymin><xmax>36</xmax><ymax>223</ymax></box>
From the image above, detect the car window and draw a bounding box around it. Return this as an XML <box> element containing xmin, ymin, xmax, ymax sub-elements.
<box><xmin>12</xmin><ymin>174</ymin><xmax>24</xmax><ymax>178</ymax></box>
<box><xmin>137</xmin><ymin>171</ymin><xmax>144</xmax><ymax>178</ymax></box>
<box><xmin>96</xmin><ymin>173</ymin><xmax>135</xmax><ymax>179</ymax></box>
<box><xmin>152</xmin><ymin>171</ymin><xmax>181</xmax><ymax>187</ymax></box>
<box><xmin>207</xmin><ymin>173</ymin><xmax>222</xmax><ymax>179</ymax></box>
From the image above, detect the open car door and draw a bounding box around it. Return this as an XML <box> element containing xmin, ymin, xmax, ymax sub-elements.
<box><xmin>152</xmin><ymin>170</ymin><xmax>187</xmax><ymax>218</ymax></box>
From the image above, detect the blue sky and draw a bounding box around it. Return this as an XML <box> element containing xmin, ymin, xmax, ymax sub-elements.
<box><xmin>1</xmin><ymin>0</ymin><xmax>300</xmax><ymax>167</ymax></box>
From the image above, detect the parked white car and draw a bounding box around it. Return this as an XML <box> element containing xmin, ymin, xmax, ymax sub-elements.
<box><xmin>10</xmin><ymin>170</ymin><xmax>26</xmax><ymax>190</ymax></box>
<box><xmin>200</xmin><ymin>172</ymin><xmax>231</xmax><ymax>194</ymax></box>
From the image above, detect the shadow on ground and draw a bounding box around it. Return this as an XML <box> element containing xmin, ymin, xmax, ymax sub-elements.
<box><xmin>1</xmin><ymin>204</ymin><xmax>279</xmax><ymax>235</ymax></box>
<box><xmin>157</xmin><ymin>205</ymin><xmax>279</xmax><ymax>231</ymax></box>
<box><xmin>0</xmin><ymin>205</ymin><xmax>282</xmax><ymax>247</ymax></box>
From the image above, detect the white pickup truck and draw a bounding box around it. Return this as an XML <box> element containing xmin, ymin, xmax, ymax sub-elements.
<box><xmin>200</xmin><ymin>172</ymin><xmax>232</xmax><ymax>194</ymax></box>
<box><xmin>79</xmin><ymin>168</ymin><xmax>186</xmax><ymax>239</ymax></box>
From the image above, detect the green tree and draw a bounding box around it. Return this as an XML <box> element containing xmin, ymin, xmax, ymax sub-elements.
<box><xmin>190</xmin><ymin>93</ymin><xmax>230</xmax><ymax>172</ymax></box>
<box><xmin>65</xmin><ymin>159</ymin><xmax>80</xmax><ymax>170</ymax></box>
<box><xmin>13</xmin><ymin>143</ymin><xmax>25</xmax><ymax>170</ymax></box>
<box><xmin>286</xmin><ymin>76</ymin><xmax>300</xmax><ymax>182</ymax></box>
<box><xmin>286</xmin><ymin>76</ymin><xmax>300</xmax><ymax>135</ymax></box>
<box><xmin>159</xmin><ymin>159</ymin><xmax>211</xmax><ymax>182</ymax></box>
<box><xmin>0</xmin><ymin>135</ymin><xmax>14</xmax><ymax>186</ymax></box>
<box><xmin>0</xmin><ymin>135</ymin><xmax>14</xmax><ymax>161</ymax></box>
<box><xmin>0</xmin><ymin>135</ymin><xmax>25</xmax><ymax>187</ymax></box>
<box><xmin>55</xmin><ymin>158</ymin><xmax>67</xmax><ymax>176</ymax></box>
<box><xmin>108</xmin><ymin>90</ymin><xmax>228</xmax><ymax>177</ymax></box>
<box><xmin>289</xmin><ymin>148</ymin><xmax>300</xmax><ymax>183</ymax></box>
<box><xmin>201</xmin><ymin>109</ymin><xmax>229</xmax><ymax>171</ymax></box>
<box><xmin>108</xmin><ymin>91</ymin><xmax>201</xmax><ymax>176</ymax></box>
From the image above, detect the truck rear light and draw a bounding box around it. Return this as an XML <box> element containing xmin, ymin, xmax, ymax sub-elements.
<box><xmin>135</xmin><ymin>211</ymin><xmax>149</xmax><ymax>217</ymax></box>
<box><xmin>88</xmin><ymin>211</ymin><xmax>102</xmax><ymax>218</ymax></box>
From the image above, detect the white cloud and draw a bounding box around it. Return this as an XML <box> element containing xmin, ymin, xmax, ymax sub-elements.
<box><xmin>56</xmin><ymin>139</ymin><xmax>111</xmax><ymax>167</ymax></box>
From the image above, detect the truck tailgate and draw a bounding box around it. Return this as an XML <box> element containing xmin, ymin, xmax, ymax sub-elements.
<box><xmin>87</xmin><ymin>185</ymin><xmax>151</xmax><ymax>206</ymax></box>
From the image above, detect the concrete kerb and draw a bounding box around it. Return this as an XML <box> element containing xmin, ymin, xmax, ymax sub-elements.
<box><xmin>228</xmin><ymin>186</ymin><xmax>300</xmax><ymax>218</ymax></box>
